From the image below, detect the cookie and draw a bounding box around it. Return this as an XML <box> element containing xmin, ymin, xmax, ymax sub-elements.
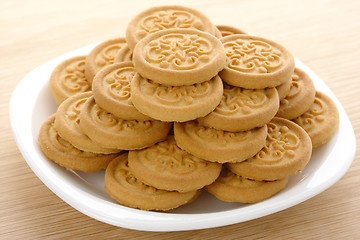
<box><xmin>216</xmin><ymin>25</ymin><xmax>247</xmax><ymax>37</ymax></box>
<box><xmin>130</xmin><ymin>73</ymin><xmax>223</xmax><ymax>122</ymax></box>
<box><xmin>54</xmin><ymin>92</ymin><xmax>118</xmax><ymax>154</ymax></box>
<box><xmin>132</xmin><ymin>28</ymin><xmax>226</xmax><ymax>86</ymax></box>
<box><xmin>276</xmin><ymin>68</ymin><xmax>316</xmax><ymax>119</ymax></box>
<box><xmin>219</xmin><ymin>34</ymin><xmax>295</xmax><ymax>89</ymax></box>
<box><xmin>197</xmin><ymin>83</ymin><xmax>279</xmax><ymax>132</ymax></box>
<box><xmin>127</xmin><ymin>136</ymin><xmax>222</xmax><ymax>192</ymax></box>
<box><xmin>92</xmin><ymin>62</ymin><xmax>151</xmax><ymax>120</ymax></box>
<box><xmin>85</xmin><ymin>37</ymin><xmax>127</xmax><ymax>84</ymax></box>
<box><xmin>205</xmin><ymin>166</ymin><xmax>289</xmax><ymax>203</ymax></box>
<box><xmin>49</xmin><ymin>55</ymin><xmax>91</xmax><ymax>105</ymax></box>
<box><xmin>114</xmin><ymin>44</ymin><xmax>133</xmax><ymax>63</ymax></box>
<box><xmin>293</xmin><ymin>91</ymin><xmax>339</xmax><ymax>148</ymax></box>
<box><xmin>39</xmin><ymin>115</ymin><xmax>118</xmax><ymax>172</ymax></box>
<box><xmin>276</xmin><ymin>76</ymin><xmax>292</xmax><ymax>100</ymax></box>
<box><xmin>174</xmin><ymin>121</ymin><xmax>267</xmax><ymax>163</ymax></box>
<box><xmin>227</xmin><ymin>117</ymin><xmax>312</xmax><ymax>181</ymax></box>
<box><xmin>105</xmin><ymin>153</ymin><xmax>201</xmax><ymax>211</ymax></box>
<box><xmin>126</xmin><ymin>5</ymin><xmax>217</xmax><ymax>51</ymax></box>
<box><xmin>79</xmin><ymin>96</ymin><xmax>172</xmax><ymax>150</ymax></box>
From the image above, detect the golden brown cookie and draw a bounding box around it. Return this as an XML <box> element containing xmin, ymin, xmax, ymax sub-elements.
<box><xmin>114</xmin><ymin>44</ymin><xmax>133</xmax><ymax>63</ymax></box>
<box><xmin>174</xmin><ymin>121</ymin><xmax>267</xmax><ymax>163</ymax></box>
<box><xmin>92</xmin><ymin>62</ymin><xmax>151</xmax><ymax>120</ymax></box>
<box><xmin>276</xmin><ymin>68</ymin><xmax>316</xmax><ymax>119</ymax></box>
<box><xmin>276</xmin><ymin>76</ymin><xmax>292</xmax><ymax>100</ymax></box>
<box><xmin>79</xmin><ymin>96</ymin><xmax>172</xmax><ymax>150</ymax></box>
<box><xmin>105</xmin><ymin>153</ymin><xmax>201</xmax><ymax>211</ymax></box>
<box><xmin>205</xmin><ymin>166</ymin><xmax>289</xmax><ymax>203</ymax></box>
<box><xmin>49</xmin><ymin>56</ymin><xmax>91</xmax><ymax>105</ymax></box>
<box><xmin>216</xmin><ymin>25</ymin><xmax>247</xmax><ymax>37</ymax></box>
<box><xmin>227</xmin><ymin>117</ymin><xmax>312</xmax><ymax>181</ymax></box>
<box><xmin>132</xmin><ymin>28</ymin><xmax>226</xmax><ymax>86</ymax></box>
<box><xmin>39</xmin><ymin>114</ymin><xmax>118</xmax><ymax>172</ymax></box>
<box><xmin>85</xmin><ymin>37</ymin><xmax>127</xmax><ymax>84</ymax></box>
<box><xmin>197</xmin><ymin>83</ymin><xmax>279</xmax><ymax>132</ymax></box>
<box><xmin>293</xmin><ymin>91</ymin><xmax>339</xmax><ymax>148</ymax></box>
<box><xmin>54</xmin><ymin>92</ymin><xmax>118</xmax><ymax>154</ymax></box>
<box><xmin>127</xmin><ymin>136</ymin><xmax>222</xmax><ymax>192</ymax></box>
<box><xmin>219</xmin><ymin>34</ymin><xmax>295</xmax><ymax>89</ymax></box>
<box><xmin>126</xmin><ymin>5</ymin><xmax>217</xmax><ymax>51</ymax></box>
<box><xmin>130</xmin><ymin>73</ymin><xmax>223</xmax><ymax>122</ymax></box>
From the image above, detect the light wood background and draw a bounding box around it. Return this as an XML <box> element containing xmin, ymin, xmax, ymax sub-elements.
<box><xmin>1</xmin><ymin>0</ymin><xmax>359</xmax><ymax>239</ymax></box>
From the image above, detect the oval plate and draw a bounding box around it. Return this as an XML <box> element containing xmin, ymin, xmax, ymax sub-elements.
<box><xmin>9</xmin><ymin>44</ymin><xmax>356</xmax><ymax>232</ymax></box>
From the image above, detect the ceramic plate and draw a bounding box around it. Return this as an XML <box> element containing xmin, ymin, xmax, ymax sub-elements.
<box><xmin>9</xmin><ymin>44</ymin><xmax>356</xmax><ymax>232</ymax></box>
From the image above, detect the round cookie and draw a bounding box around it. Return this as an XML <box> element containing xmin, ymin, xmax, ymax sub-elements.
<box><xmin>49</xmin><ymin>55</ymin><xmax>91</xmax><ymax>105</ymax></box>
<box><xmin>205</xmin><ymin>166</ymin><xmax>289</xmax><ymax>203</ymax></box>
<box><xmin>130</xmin><ymin>73</ymin><xmax>223</xmax><ymax>122</ymax></box>
<box><xmin>127</xmin><ymin>136</ymin><xmax>222</xmax><ymax>192</ymax></box>
<box><xmin>105</xmin><ymin>153</ymin><xmax>201</xmax><ymax>211</ymax></box>
<box><xmin>276</xmin><ymin>77</ymin><xmax>292</xmax><ymax>100</ymax></box>
<box><xmin>216</xmin><ymin>25</ymin><xmax>247</xmax><ymax>37</ymax></box>
<box><xmin>39</xmin><ymin>115</ymin><xmax>118</xmax><ymax>172</ymax></box>
<box><xmin>92</xmin><ymin>62</ymin><xmax>151</xmax><ymax>120</ymax></box>
<box><xmin>219</xmin><ymin>34</ymin><xmax>295</xmax><ymax>89</ymax></box>
<box><xmin>293</xmin><ymin>91</ymin><xmax>339</xmax><ymax>148</ymax></box>
<box><xmin>276</xmin><ymin>68</ymin><xmax>316</xmax><ymax>119</ymax></box>
<box><xmin>54</xmin><ymin>92</ymin><xmax>118</xmax><ymax>154</ymax></box>
<box><xmin>126</xmin><ymin>5</ymin><xmax>217</xmax><ymax>51</ymax></box>
<box><xmin>85</xmin><ymin>37</ymin><xmax>127</xmax><ymax>84</ymax></box>
<box><xmin>79</xmin><ymin>96</ymin><xmax>172</xmax><ymax>150</ymax></box>
<box><xmin>227</xmin><ymin>117</ymin><xmax>312</xmax><ymax>181</ymax></box>
<box><xmin>114</xmin><ymin>44</ymin><xmax>133</xmax><ymax>63</ymax></box>
<box><xmin>197</xmin><ymin>83</ymin><xmax>279</xmax><ymax>132</ymax></box>
<box><xmin>174</xmin><ymin>121</ymin><xmax>267</xmax><ymax>163</ymax></box>
<box><xmin>132</xmin><ymin>28</ymin><xmax>226</xmax><ymax>86</ymax></box>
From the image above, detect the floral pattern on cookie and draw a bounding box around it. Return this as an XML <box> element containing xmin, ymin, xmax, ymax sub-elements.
<box><xmin>126</xmin><ymin>5</ymin><xmax>216</xmax><ymax>51</ymax></box>
<box><xmin>141</xmin><ymin>79</ymin><xmax>210</xmax><ymax>105</ymax></box>
<box><xmin>223</xmin><ymin>39</ymin><xmax>283</xmax><ymax>74</ymax></box>
<box><xmin>138</xmin><ymin>137</ymin><xmax>209</xmax><ymax>175</ymax></box>
<box><xmin>133</xmin><ymin>29</ymin><xmax>226</xmax><ymax>86</ymax></box>
<box><xmin>146</xmin><ymin>33</ymin><xmax>212</xmax><ymax>70</ymax></box>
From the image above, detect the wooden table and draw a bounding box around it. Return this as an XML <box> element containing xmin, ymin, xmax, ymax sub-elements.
<box><xmin>2</xmin><ymin>0</ymin><xmax>359</xmax><ymax>238</ymax></box>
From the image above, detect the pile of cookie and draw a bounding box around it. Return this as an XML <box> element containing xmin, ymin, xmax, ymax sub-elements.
<box><xmin>39</xmin><ymin>5</ymin><xmax>339</xmax><ymax>211</ymax></box>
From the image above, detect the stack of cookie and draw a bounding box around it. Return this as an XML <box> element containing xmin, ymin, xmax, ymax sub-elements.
<box><xmin>39</xmin><ymin>5</ymin><xmax>339</xmax><ymax>211</ymax></box>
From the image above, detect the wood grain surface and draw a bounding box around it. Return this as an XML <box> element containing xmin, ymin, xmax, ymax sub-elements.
<box><xmin>1</xmin><ymin>0</ymin><xmax>359</xmax><ymax>239</ymax></box>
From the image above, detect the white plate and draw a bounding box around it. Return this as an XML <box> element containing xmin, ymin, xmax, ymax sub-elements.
<box><xmin>10</xmin><ymin>44</ymin><xmax>356</xmax><ymax>232</ymax></box>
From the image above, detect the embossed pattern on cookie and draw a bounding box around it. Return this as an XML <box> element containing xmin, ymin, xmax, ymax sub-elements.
<box><xmin>198</xmin><ymin>83</ymin><xmax>279</xmax><ymax>132</ymax></box>
<box><xmin>39</xmin><ymin>115</ymin><xmax>118</xmax><ymax>172</ymax></box>
<box><xmin>79</xmin><ymin>96</ymin><xmax>171</xmax><ymax>150</ymax></box>
<box><xmin>85</xmin><ymin>38</ymin><xmax>127</xmax><ymax>84</ymax></box>
<box><xmin>133</xmin><ymin>28</ymin><xmax>226</xmax><ymax>86</ymax></box>
<box><xmin>227</xmin><ymin>117</ymin><xmax>312</xmax><ymax>181</ymax></box>
<box><xmin>93</xmin><ymin>62</ymin><xmax>151</xmax><ymax>120</ymax></box>
<box><xmin>219</xmin><ymin>34</ymin><xmax>295</xmax><ymax>89</ymax></box>
<box><xmin>128</xmin><ymin>136</ymin><xmax>222</xmax><ymax>192</ymax></box>
<box><xmin>294</xmin><ymin>91</ymin><xmax>339</xmax><ymax>148</ymax></box>
<box><xmin>276</xmin><ymin>67</ymin><xmax>316</xmax><ymax>119</ymax></box>
<box><xmin>54</xmin><ymin>92</ymin><xmax>118</xmax><ymax>154</ymax></box>
<box><xmin>105</xmin><ymin>153</ymin><xmax>200</xmax><ymax>211</ymax></box>
<box><xmin>205</xmin><ymin>166</ymin><xmax>289</xmax><ymax>203</ymax></box>
<box><xmin>49</xmin><ymin>56</ymin><xmax>91</xmax><ymax>105</ymax></box>
<box><xmin>126</xmin><ymin>5</ymin><xmax>216</xmax><ymax>51</ymax></box>
<box><xmin>131</xmin><ymin>73</ymin><xmax>223</xmax><ymax>122</ymax></box>
<box><xmin>174</xmin><ymin>121</ymin><xmax>267</xmax><ymax>163</ymax></box>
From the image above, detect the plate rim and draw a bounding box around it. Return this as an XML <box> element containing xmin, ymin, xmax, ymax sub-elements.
<box><xmin>9</xmin><ymin>44</ymin><xmax>356</xmax><ymax>232</ymax></box>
